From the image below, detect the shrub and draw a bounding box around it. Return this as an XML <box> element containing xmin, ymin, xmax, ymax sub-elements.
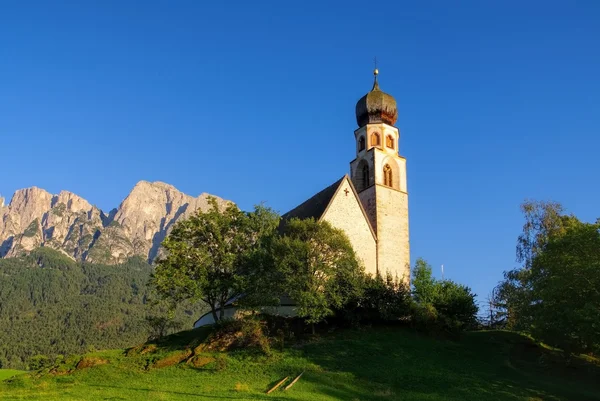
<box><xmin>410</xmin><ymin>302</ymin><xmax>439</xmax><ymax>332</ymax></box>
<box><xmin>340</xmin><ymin>273</ymin><xmax>411</xmax><ymax>324</ymax></box>
<box><xmin>412</xmin><ymin>258</ymin><xmax>478</xmax><ymax>333</ymax></box>
<box><xmin>202</xmin><ymin>318</ymin><xmax>271</xmax><ymax>355</ymax></box>
<box><xmin>28</xmin><ymin>354</ymin><xmax>52</xmax><ymax>371</ymax></box>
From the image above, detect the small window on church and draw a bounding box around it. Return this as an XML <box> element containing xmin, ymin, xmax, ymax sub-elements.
<box><xmin>371</xmin><ymin>132</ymin><xmax>380</xmax><ymax>147</ymax></box>
<box><xmin>358</xmin><ymin>136</ymin><xmax>365</xmax><ymax>151</ymax></box>
<box><xmin>386</xmin><ymin>135</ymin><xmax>394</xmax><ymax>149</ymax></box>
<box><xmin>384</xmin><ymin>164</ymin><xmax>392</xmax><ymax>187</ymax></box>
<box><xmin>362</xmin><ymin>164</ymin><xmax>369</xmax><ymax>188</ymax></box>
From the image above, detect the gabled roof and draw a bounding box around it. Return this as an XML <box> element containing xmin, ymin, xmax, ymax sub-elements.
<box><xmin>281</xmin><ymin>175</ymin><xmax>377</xmax><ymax>241</ymax></box>
<box><xmin>282</xmin><ymin>176</ymin><xmax>345</xmax><ymax>221</ymax></box>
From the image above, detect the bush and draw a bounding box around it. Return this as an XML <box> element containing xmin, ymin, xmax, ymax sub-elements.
<box><xmin>340</xmin><ymin>273</ymin><xmax>411</xmax><ymax>324</ymax></box>
<box><xmin>28</xmin><ymin>354</ymin><xmax>52</xmax><ymax>371</ymax></box>
<box><xmin>410</xmin><ymin>302</ymin><xmax>439</xmax><ymax>332</ymax></box>
<box><xmin>412</xmin><ymin>258</ymin><xmax>478</xmax><ymax>333</ymax></box>
<box><xmin>201</xmin><ymin>318</ymin><xmax>271</xmax><ymax>355</ymax></box>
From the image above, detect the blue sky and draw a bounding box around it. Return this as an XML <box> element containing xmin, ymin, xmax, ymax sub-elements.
<box><xmin>1</xmin><ymin>1</ymin><xmax>599</xmax><ymax>303</ymax></box>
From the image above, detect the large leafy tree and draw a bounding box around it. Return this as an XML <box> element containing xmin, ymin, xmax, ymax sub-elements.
<box><xmin>496</xmin><ymin>200</ymin><xmax>600</xmax><ymax>354</ymax></box>
<box><xmin>273</xmin><ymin>218</ymin><xmax>364</xmax><ymax>329</ymax></box>
<box><xmin>531</xmin><ymin>222</ymin><xmax>600</xmax><ymax>353</ymax></box>
<box><xmin>495</xmin><ymin>201</ymin><xmax>572</xmax><ymax>330</ymax></box>
<box><xmin>152</xmin><ymin>198</ymin><xmax>279</xmax><ymax>322</ymax></box>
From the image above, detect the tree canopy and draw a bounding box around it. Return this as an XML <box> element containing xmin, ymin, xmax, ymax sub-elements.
<box><xmin>412</xmin><ymin>258</ymin><xmax>478</xmax><ymax>332</ymax></box>
<box><xmin>496</xmin><ymin>200</ymin><xmax>600</xmax><ymax>354</ymax></box>
<box><xmin>151</xmin><ymin>198</ymin><xmax>279</xmax><ymax>322</ymax></box>
<box><xmin>272</xmin><ymin>218</ymin><xmax>364</xmax><ymax>325</ymax></box>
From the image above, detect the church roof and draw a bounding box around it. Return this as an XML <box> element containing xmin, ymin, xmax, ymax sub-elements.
<box><xmin>282</xmin><ymin>176</ymin><xmax>345</xmax><ymax>221</ymax></box>
<box><xmin>355</xmin><ymin>69</ymin><xmax>398</xmax><ymax>127</ymax></box>
<box><xmin>281</xmin><ymin>175</ymin><xmax>377</xmax><ymax>241</ymax></box>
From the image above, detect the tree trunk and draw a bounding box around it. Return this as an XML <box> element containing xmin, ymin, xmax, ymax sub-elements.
<box><xmin>311</xmin><ymin>323</ymin><xmax>315</xmax><ymax>335</ymax></box>
<box><xmin>210</xmin><ymin>305</ymin><xmax>219</xmax><ymax>323</ymax></box>
<box><xmin>219</xmin><ymin>305</ymin><xmax>225</xmax><ymax>321</ymax></box>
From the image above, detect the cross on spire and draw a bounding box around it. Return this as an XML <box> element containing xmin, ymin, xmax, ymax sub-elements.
<box><xmin>372</xmin><ymin>56</ymin><xmax>380</xmax><ymax>90</ymax></box>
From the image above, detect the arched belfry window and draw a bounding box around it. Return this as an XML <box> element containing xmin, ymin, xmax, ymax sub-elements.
<box><xmin>362</xmin><ymin>164</ymin><xmax>369</xmax><ymax>189</ymax></box>
<box><xmin>371</xmin><ymin>132</ymin><xmax>380</xmax><ymax>147</ymax></box>
<box><xmin>358</xmin><ymin>136</ymin><xmax>366</xmax><ymax>151</ymax></box>
<box><xmin>383</xmin><ymin>164</ymin><xmax>393</xmax><ymax>187</ymax></box>
<box><xmin>386</xmin><ymin>135</ymin><xmax>394</xmax><ymax>149</ymax></box>
<box><xmin>356</xmin><ymin>160</ymin><xmax>369</xmax><ymax>191</ymax></box>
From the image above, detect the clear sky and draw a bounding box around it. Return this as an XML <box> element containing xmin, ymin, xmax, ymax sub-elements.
<box><xmin>1</xmin><ymin>1</ymin><xmax>599</xmax><ymax>305</ymax></box>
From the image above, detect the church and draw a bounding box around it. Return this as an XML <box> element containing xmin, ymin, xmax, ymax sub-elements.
<box><xmin>195</xmin><ymin>70</ymin><xmax>410</xmax><ymax>327</ymax></box>
<box><xmin>283</xmin><ymin>69</ymin><xmax>410</xmax><ymax>282</ymax></box>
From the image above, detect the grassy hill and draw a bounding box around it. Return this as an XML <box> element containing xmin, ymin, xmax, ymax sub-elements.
<box><xmin>0</xmin><ymin>370</ymin><xmax>25</xmax><ymax>381</ymax></box>
<box><xmin>1</xmin><ymin>326</ymin><xmax>598</xmax><ymax>401</ymax></box>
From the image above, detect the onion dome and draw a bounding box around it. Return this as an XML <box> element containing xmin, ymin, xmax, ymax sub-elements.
<box><xmin>355</xmin><ymin>69</ymin><xmax>398</xmax><ymax>127</ymax></box>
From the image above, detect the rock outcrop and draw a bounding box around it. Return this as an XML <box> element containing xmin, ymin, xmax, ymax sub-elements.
<box><xmin>0</xmin><ymin>181</ymin><xmax>229</xmax><ymax>264</ymax></box>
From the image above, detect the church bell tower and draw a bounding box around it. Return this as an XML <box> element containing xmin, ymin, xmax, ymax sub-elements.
<box><xmin>350</xmin><ymin>69</ymin><xmax>410</xmax><ymax>282</ymax></box>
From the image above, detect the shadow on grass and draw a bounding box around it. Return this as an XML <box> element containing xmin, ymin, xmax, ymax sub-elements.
<box><xmin>298</xmin><ymin>327</ymin><xmax>600</xmax><ymax>401</ymax></box>
<box><xmin>125</xmin><ymin>326</ymin><xmax>213</xmax><ymax>361</ymax></box>
<box><xmin>155</xmin><ymin>327</ymin><xmax>213</xmax><ymax>351</ymax></box>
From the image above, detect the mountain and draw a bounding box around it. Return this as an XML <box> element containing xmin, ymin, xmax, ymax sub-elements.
<box><xmin>0</xmin><ymin>181</ymin><xmax>229</xmax><ymax>264</ymax></box>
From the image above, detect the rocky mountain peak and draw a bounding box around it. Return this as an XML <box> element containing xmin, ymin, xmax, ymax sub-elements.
<box><xmin>54</xmin><ymin>190</ymin><xmax>92</xmax><ymax>213</ymax></box>
<box><xmin>0</xmin><ymin>181</ymin><xmax>229</xmax><ymax>263</ymax></box>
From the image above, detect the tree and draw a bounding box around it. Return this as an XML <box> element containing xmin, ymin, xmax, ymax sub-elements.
<box><xmin>496</xmin><ymin>200</ymin><xmax>600</xmax><ymax>354</ymax></box>
<box><xmin>0</xmin><ymin>247</ymin><xmax>197</xmax><ymax>370</ymax></box>
<box><xmin>273</xmin><ymin>218</ymin><xmax>364</xmax><ymax>331</ymax></box>
<box><xmin>412</xmin><ymin>258</ymin><xmax>478</xmax><ymax>332</ymax></box>
<box><xmin>484</xmin><ymin>288</ymin><xmax>503</xmax><ymax>329</ymax></box>
<box><xmin>530</xmin><ymin>221</ymin><xmax>600</xmax><ymax>354</ymax></box>
<box><xmin>342</xmin><ymin>272</ymin><xmax>411</xmax><ymax>324</ymax></box>
<box><xmin>496</xmin><ymin>201</ymin><xmax>573</xmax><ymax>331</ymax></box>
<box><xmin>152</xmin><ymin>198</ymin><xmax>279</xmax><ymax>323</ymax></box>
<box><xmin>411</xmin><ymin>258</ymin><xmax>437</xmax><ymax>304</ymax></box>
<box><xmin>516</xmin><ymin>200</ymin><xmax>567</xmax><ymax>269</ymax></box>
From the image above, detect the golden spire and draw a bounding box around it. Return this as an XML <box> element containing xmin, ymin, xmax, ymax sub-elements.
<box><xmin>372</xmin><ymin>57</ymin><xmax>380</xmax><ymax>91</ymax></box>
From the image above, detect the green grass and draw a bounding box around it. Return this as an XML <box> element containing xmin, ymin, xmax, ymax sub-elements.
<box><xmin>0</xmin><ymin>369</ymin><xmax>26</xmax><ymax>381</ymax></box>
<box><xmin>1</xmin><ymin>327</ymin><xmax>598</xmax><ymax>401</ymax></box>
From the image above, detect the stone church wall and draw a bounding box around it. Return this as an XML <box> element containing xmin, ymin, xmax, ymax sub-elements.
<box><xmin>321</xmin><ymin>179</ymin><xmax>378</xmax><ymax>276</ymax></box>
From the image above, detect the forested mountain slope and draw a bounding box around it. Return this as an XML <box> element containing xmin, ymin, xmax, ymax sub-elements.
<box><xmin>0</xmin><ymin>248</ymin><xmax>204</xmax><ymax>369</ymax></box>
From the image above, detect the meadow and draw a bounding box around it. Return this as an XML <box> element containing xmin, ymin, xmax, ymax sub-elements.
<box><xmin>1</xmin><ymin>327</ymin><xmax>598</xmax><ymax>401</ymax></box>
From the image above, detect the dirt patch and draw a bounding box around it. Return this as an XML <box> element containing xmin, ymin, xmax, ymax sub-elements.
<box><xmin>188</xmin><ymin>355</ymin><xmax>215</xmax><ymax>368</ymax></box>
<box><xmin>151</xmin><ymin>350</ymin><xmax>192</xmax><ymax>369</ymax></box>
<box><xmin>76</xmin><ymin>357</ymin><xmax>109</xmax><ymax>370</ymax></box>
<box><xmin>140</xmin><ymin>344</ymin><xmax>158</xmax><ymax>355</ymax></box>
<box><xmin>126</xmin><ymin>343</ymin><xmax>158</xmax><ymax>357</ymax></box>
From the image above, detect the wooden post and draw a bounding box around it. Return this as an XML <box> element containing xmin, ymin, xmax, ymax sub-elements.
<box><xmin>284</xmin><ymin>371</ymin><xmax>304</xmax><ymax>391</ymax></box>
<box><xmin>266</xmin><ymin>376</ymin><xmax>289</xmax><ymax>394</ymax></box>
